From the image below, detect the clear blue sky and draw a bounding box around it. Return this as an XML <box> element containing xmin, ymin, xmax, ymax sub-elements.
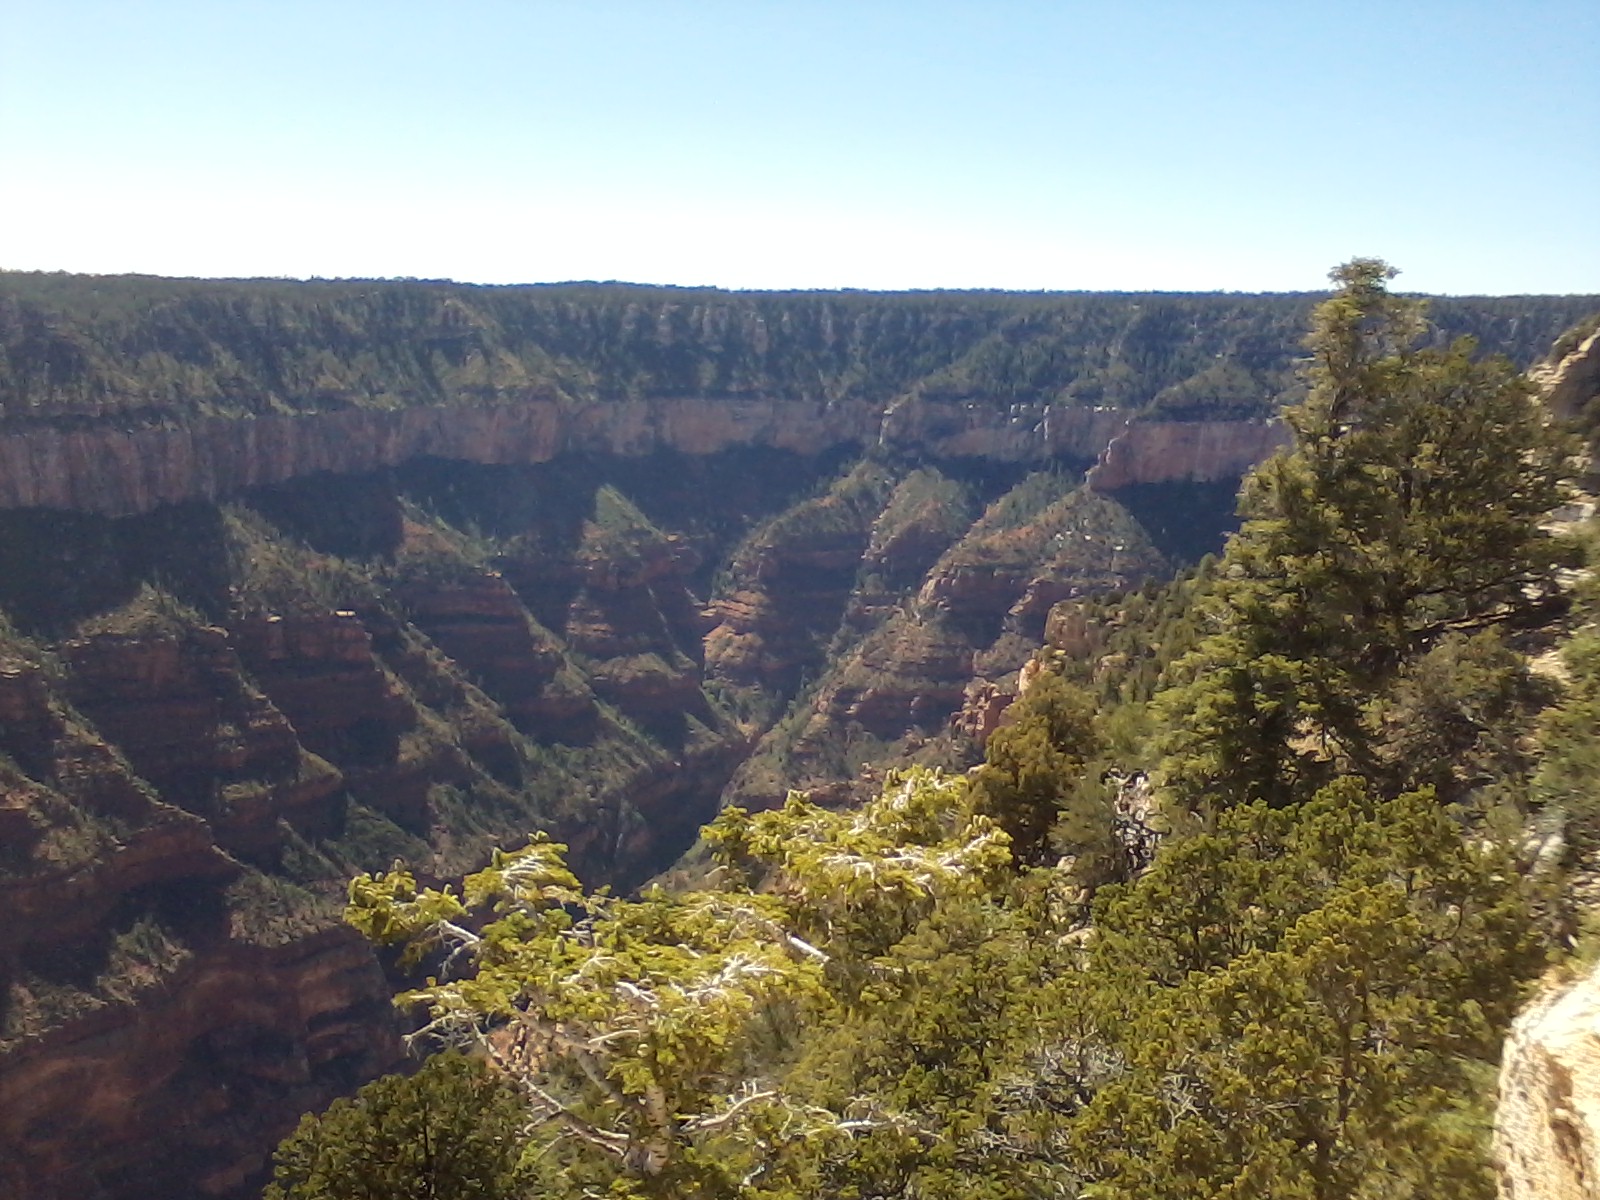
<box><xmin>3</xmin><ymin>1</ymin><xmax>1596</xmax><ymax>294</ymax></box>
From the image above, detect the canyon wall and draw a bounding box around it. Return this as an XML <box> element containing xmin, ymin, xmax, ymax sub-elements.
<box><xmin>0</xmin><ymin>431</ymin><xmax>1225</xmax><ymax>1200</ymax></box>
<box><xmin>1084</xmin><ymin>416</ymin><xmax>1289</xmax><ymax>491</ymax></box>
<box><xmin>0</xmin><ymin>929</ymin><xmax>396</xmax><ymax>1200</ymax></box>
<box><xmin>0</xmin><ymin>394</ymin><xmax>1279</xmax><ymax>517</ymax></box>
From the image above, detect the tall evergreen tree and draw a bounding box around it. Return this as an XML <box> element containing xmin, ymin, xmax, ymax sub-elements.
<box><xmin>1158</xmin><ymin>259</ymin><xmax>1577</xmax><ymax>807</ymax></box>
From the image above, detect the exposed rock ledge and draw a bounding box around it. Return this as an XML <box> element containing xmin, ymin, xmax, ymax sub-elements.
<box><xmin>0</xmin><ymin>396</ymin><xmax>1285</xmax><ymax>516</ymax></box>
<box><xmin>1495</xmin><ymin>963</ymin><xmax>1600</xmax><ymax>1199</ymax></box>
<box><xmin>1531</xmin><ymin>328</ymin><xmax>1600</xmax><ymax>429</ymax></box>
<box><xmin>1084</xmin><ymin>417</ymin><xmax>1290</xmax><ymax>491</ymax></box>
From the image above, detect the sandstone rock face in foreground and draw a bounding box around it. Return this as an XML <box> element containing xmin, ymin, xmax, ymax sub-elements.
<box><xmin>1531</xmin><ymin>325</ymin><xmax>1600</xmax><ymax>430</ymax></box>
<box><xmin>1495</xmin><ymin>964</ymin><xmax>1600</xmax><ymax>1199</ymax></box>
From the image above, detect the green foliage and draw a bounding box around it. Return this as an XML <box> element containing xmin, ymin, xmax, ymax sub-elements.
<box><xmin>333</xmin><ymin>750</ymin><xmax>1542</xmax><ymax>1200</ymax></box>
<box><xmin>224</xmin><ymin>506</ymin><xmax>382</xmax><ymax>616</ymax></box>
<box><xmin>343</xmin><ymin>769</ymin><xmax>1009</xmax><ymax>1197</ymax></box>
<box><xmin>1368</xmin><ymin>629</ymin><xmax>1551</xmax><ymax>802</ymax></box>
<box><xmin>1158</xmin><ymin>260</ymin><xmax>1578</xmax><ymax>808</ymax></box>
<box><xmin>69</xmin><ymin>582</ymin><xmax>205</xmax><ymax>639</ymax></box>
<box><xmin>1535</xmin><ymin>626</ymin><xmax>1600</xmax><ymax>860</ymax></box>
<box><xmin>867</xmin><ymin>468</ymin><xmax>976</xmax><ymax>561</ymax></box>
<box><xmin>970</xmin><ymin>670</ymin><xmax>1104</xmax><ymax>869</ymax></box>
<box><xmin>3</xmin><ymin>272</ymin><xmax>1590</xmax><ymax>431</ymax></box>
<box><xmin>265</xmin><ymin>1052</ymin><xmax>531</xmax><ymax>1200</ymax></box>
<box><xmin>779</xmin><ymin>892</ymin><xmax>1060</xmax><ymax>1200</ymax></box>
<box><xmin>1056</xmin><ymin>779</ymin><xmax>1542</xmax><ymax>1199</ymax></box>
<box><xmin>709</xmin><ymin>770</ymin><xmax>1012</xmax><ymax>971</ymax></box>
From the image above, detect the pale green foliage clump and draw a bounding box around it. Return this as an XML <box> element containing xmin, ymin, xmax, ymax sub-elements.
<box><xmin>344</xmin><ymin>767</ymin><xmax>1008</xmax><ymax>1198</ymax></box>
<box><xmin>347</xmin><ymin>836</ymin><xmax>821</xmax><ymax>1189</ymax></box>
<box><xmin>709</xmin><ymin>768</ymin><xmax>1012</xmax><ymax>963</ymax></box>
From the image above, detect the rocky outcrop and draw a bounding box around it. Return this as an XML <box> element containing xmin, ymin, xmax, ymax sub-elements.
<box><xmin>723</xmin><ymin>476</ymin><xmax>1170</xmax><ymax>811</ymax></box>
<box><xmin>950</xmin><ymin>678</ymin><xmax>1015</xmax><ymax>747</ymax></box>
<box><xmin>1533</xmin><ymin>327</ymin><xmax>1600</xmax><ymax>428</ymax></box>
<box><xmin>1085</xmin><ymin>418</ymin><xmax>1290</xmax><ymax>491</ymax></box>
<box><xmin>398</xmin><ymin>573</ymin><xmax>568</xmax><ymax>736</ymax></box>
<box><xmin>705</xmin><ymin>531</ymin><xmax>870</xmax><ymax>697</ymax></box>
<box><xmin>1495</xmin><ymin>964</ymin><xmax>1600</xmax><ymax>1200</ymax></box>
<box><xmin>818</xmin><ymin>615</ymin><xmax>977</xmax><ymax>741</ymax></box>
<box><xmin>60</xmin><ymin>629</ymin><xmax>337</xmax><ymax>860</ymax></box>
<box><xmin>705</xmin><ymin>466</ymin><xmax>894</xmax><ymax>702</ymax></box>
<box><xmin>0</xmin><ymin>561</ymin><xmax>756</xmax><ymax>1198</ymax></box>
<box><xmin>0</xmin><ymin>632</ymin><xmax>394</xmax><ymax>1200</ymax></box>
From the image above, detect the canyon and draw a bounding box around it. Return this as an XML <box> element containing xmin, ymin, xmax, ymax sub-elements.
<box><xmin>0</xmin><ymin>276</ymin><xmax>1594</xmax><ymax>1200</ymax></box>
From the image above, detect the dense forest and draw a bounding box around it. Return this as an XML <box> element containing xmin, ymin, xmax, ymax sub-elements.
<box><xmin>257</xmin><ymin>265</ymin><xmax>1600</xmax><ymax>1200</ymax></box>
<box><xmin>2</xmin><ymin>272</ymin><xmax>1594</xmax><ymax>429</ymax></box>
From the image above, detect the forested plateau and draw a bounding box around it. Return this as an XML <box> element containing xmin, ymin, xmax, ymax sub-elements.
<box><xmin>0</xmin><ymin>271</ymin><xmax>1597</xmax><ymax>1200</ymax></box>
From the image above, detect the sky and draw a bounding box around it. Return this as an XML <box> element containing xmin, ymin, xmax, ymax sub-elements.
<box><xmin>2</xmin><ymin>1</ymin><xmax>1597</xmax><ymax>295</ymax></box>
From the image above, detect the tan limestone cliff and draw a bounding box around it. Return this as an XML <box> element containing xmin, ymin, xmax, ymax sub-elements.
<box><xmin>1532</xmin><ymin>327</ymin><xmax>1600</xmax><ymax>429</ymax></box>
<box><xmin>0</xmin><ymin>396</ymin><xmax>1291</xmax><ymax>517</ymax></box>
<box><xmin>1084</xmin><ymin>417</ymin><xmax>1290</xmax><ymax>491</ymax></box>
<box><xmin>1496</xmin><ymin>964</ymin><xmax>1600</xmax><ymax>1199</ymax></box>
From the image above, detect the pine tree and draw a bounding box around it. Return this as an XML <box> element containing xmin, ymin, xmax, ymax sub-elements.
<box><xmin>1158</xmin><ymin>260</ymin><xmax>1577</xmax><ymax>808</ymax></box>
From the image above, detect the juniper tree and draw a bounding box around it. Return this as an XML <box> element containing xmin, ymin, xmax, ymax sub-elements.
<box><xmin>1050</xmin><ymin>779</ymin><xmax>1543</xmax><ymax>1200</ymax></box>
<box><xmin>342</xmin><ymin>768</ymin><xmax>1011</xmax><ymax>1200</ymax></box>
<box><xmin>969</xmin><ymin>670</ymin><xmax>1105</xmax><ymax>871</ymax></box>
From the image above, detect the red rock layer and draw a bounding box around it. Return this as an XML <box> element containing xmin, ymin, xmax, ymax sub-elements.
<box><xmin>399</xmin><ymin>574</ymin><xmax>569</xmax><ymax>735</ymax></box>
<box><xmin>61</xmin><ymin>630</ymin><xmax>337</xmax><ymax>858</ymax></box>
<box><xmin>0</xmin><ymin>929</ymin><xmax>398</xmax><ymax>1200</ymax></box>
